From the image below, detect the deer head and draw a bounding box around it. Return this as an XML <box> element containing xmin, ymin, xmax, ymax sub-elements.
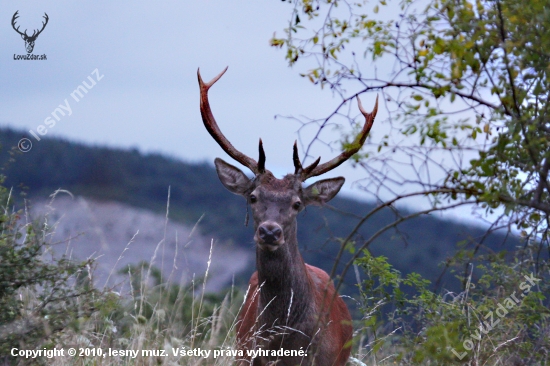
<box><xmin>12</xmin><ymin>11</ymin><xmax>49</xmax><ymax>54</ymax></box>
<box><xmin>198</xmin><ymin>67</ymin><xmax>378</xmax><ymax>252</ymax></box>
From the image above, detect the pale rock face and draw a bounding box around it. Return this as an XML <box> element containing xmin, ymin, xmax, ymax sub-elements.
<box><xmin>30</xmin><ymin>195</ymin><xmax>252</xmax><ymax>292</ymax></box>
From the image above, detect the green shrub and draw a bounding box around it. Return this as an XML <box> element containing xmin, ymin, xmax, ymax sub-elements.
<box><xmin>0</xmin><ymin>177</ymin><xmax>97</xmax><ymax>361</ymax></box>
<box><xmin>355</xmin><ymin>244</ymin><xmax>549</xmax><ymax>365</ymax></box>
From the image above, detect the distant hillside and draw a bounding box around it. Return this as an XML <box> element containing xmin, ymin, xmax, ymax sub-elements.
<box><xmin>30</xmin><ymin>195</ymin><xmax>251</xmax><ymax>292</ymax></box>
<box><xmin>0</xmin><ymin>127</ymin><xmax>519</xmax><ymax>293</ymax></box>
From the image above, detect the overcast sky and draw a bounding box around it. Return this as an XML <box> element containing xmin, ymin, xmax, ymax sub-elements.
<box><xmin>0</xmin><ymin>1</ymin><xmax>487</xmax><ymax>225</ymax></box>
<box><xmin>1</xmin><ymin>1</ymin><xmax>384</xmax><ymax>187</ymax></box>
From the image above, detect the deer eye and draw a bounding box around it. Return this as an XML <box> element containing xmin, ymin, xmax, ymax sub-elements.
<box><xmin>292</xmin><ymin>201</ymin><xmax>302</xmax><ymax>210</ymax></box>
<box><xmin>250</xmin><ymin>194</ymin><xmax>257</xmax><ymax>203</ymax></box>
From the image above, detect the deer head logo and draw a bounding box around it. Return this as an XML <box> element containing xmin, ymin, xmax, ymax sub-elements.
<box><xmin>12</xmin><ymin>11</ymin><xmax>49</xmax><ymax>54</ymax></box>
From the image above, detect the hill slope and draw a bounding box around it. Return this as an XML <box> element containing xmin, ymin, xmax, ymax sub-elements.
<box><xmin>0</xmin><ymin>128</ymin><xmax>518</xmax><ymax>292</ymax></box>
<box><xmin>30</xmin><ymin>195</ymin><xmax>251</xmax><ymax>292</ymax></box>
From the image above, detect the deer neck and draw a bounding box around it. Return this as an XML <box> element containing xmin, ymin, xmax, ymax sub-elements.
<box><xmin>255</xmin><ymin>222</ymin><xmax>313</xmax><ymax>325</ymax></box>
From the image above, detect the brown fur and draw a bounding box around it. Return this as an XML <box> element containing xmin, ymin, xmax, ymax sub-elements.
<box><xmin>215</xmin><ymin>159</ymin><xmax>352</xmax><ymax>365</ymax></box>
<box><xmin>200</xmin><ymin>68</ymin><xmax>377</xmax><ymax>365</ymax></box>
<box><xmin>236</xmin><ymin>264</ymin><xmax>352</xmax><ymax>365</ymax></box>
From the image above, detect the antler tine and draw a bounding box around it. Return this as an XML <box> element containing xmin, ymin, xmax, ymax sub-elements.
<box><xmin>36</xmin><ymin>13</ymin><xmax>49</xmax><ymax>35</ymax></box>
<box><xmin>11</xmin><ymin>11</ymin><xmax>25</xmax><ymax>36</ymax></box>
<box><xmin>302</xmin><ymin>156</ymin><xmax>321</xmax><ymax>177</ymax></box>
<box><xmin>302</xmin><ymin>95</ymin><xmax>378</xmax><ymax>181</ymax></box>
<box><xmin>258</xmin><ymin>139</ymin><xmax>266</xmax><ymax>174</ymax></box>
<box><xmin>293</xmin><ymin>141</ymin><xmax>322</xmax><ymax>178</ymax></box>
<box><xmin>293</xmin><ymin>141</ymin><xmax>302</xmax><ymax>174</ymax></box>
<box><xmin>198</xmin><ymin>67</ymin><xmax>261</xmax><ymax>175</ymax></box>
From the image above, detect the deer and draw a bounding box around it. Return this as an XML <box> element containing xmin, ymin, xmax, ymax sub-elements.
<box><xmin>11</xmin><ymin>11</ymin><xmax>49</xmax><ymax>54</ymax></box>
<box><xmin>198</xmin><ymin>67</ymin><xmax>378</xmax><ymax>366</ymax></box>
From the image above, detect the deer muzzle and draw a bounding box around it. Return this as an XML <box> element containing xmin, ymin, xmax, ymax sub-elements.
<box><xmin>255</xmin><ymin>221</ymin><xmax>284</xmax><ymax>250</ymax></box>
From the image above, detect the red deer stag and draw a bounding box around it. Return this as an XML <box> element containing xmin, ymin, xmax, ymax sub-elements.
<box><xmin>198</xmin><ymin>67</ymin><xmax>378</xmax><ymax>366</ymax></box>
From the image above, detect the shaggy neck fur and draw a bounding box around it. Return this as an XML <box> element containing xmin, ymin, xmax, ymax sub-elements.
<box><xmin>255</xmin><ymin>220</ymin><xmax>314</xmax><ymax>327</ymax></box>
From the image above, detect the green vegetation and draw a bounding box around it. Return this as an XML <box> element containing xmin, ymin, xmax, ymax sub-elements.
<box><xmin>0</xmin><ymin>174</ymin><xmax>96</xmax><ymax>361</ymax></box>
<box><xmin>0</xmin><ymin>161</ymin><xmax>243</xmax><ymax>364</ymax></box>
<box><xmin>272</xmin><ymin>0</ymin><xmax>550</xmax><ymax>242</ymax></box>
<box><xmin>271</xmin><ymin>0</ymin><xmax>550</xmax><ymax>363</ymax></box>
<box><xmin>2</xmin><ymin>0</ymin><xmax>549</xmax><ymax>362</ymax></box>
<box><xmin>355</xmin><ymin>250</ymin><xmax>548</xmax><ymax>364</ymax></box>
<box><xmin>0</xmin><ymin>150</ymin><xmax>544</xmax><ymax>365</ymax></box>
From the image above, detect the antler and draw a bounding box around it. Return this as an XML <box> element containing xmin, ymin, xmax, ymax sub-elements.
<box><xmin>293</xmin><ymin>141</ymin><xmax>320</xmax><ymax>176</ymax></box>
<box><xmin>296</xmin><ymin>95</ymin><xmax>379</xmax><ymax>181</ymax></box>
<box><xmin>198</xmin><ymin>67</ymin><xmax>265</xmax><ymax>175</ymax></box>
<box><xmin>11</xmin><ymin>11</ymin><xmax>25</xmax><ymax>37</ymax></box>
<box><xmin>11</xmin><ymin>12</ymin><xmax>48</xmax><ymax>39</ymax></box>
<box><xmin>32</xmin><ymin>13</ymin><xmax>49</xmax><ymax>38</ymax></box>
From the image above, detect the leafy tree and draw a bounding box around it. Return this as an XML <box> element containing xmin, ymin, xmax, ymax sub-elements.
<box><xmin>275</xmin><ymin>0</ymin><xmax>550</xmax><ymax>231</ymax></box>
<box><xmin>272</xmin><ymin>0</ymin><xmax>550</xmax><ymax>363</ymax></box>
<box><xmin>272</xmin><ymin>0</ymin><xmax>549</xmax><ymax>281</ymax></box>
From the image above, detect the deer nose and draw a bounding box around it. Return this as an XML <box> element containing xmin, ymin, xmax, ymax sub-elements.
<box><xmin>258</xmin><ymin>223</ymin><xmax>282</xmax><ymax>244</ymax></box>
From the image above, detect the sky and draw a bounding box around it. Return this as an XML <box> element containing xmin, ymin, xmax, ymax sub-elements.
<box><xmin>0</xmin><ymin>1</ymin><xmax>483</xmax><ymax>224</ymax></box>
<box><xmin>0</xmin><ymin>2</ymin><xmax>374</xmax><ymax>179</ymax></box>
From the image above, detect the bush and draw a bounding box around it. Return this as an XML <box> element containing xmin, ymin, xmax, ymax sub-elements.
<box><xmin>0</xmin><ymin>176</ymin><xmax>97</xmax><ymax>361</ymax></box>
<box><xmin>355</xmin><ymin>244</ymin><xmax>549</xmax><ymax>365</ymax></box>
<box><xmin>0</xmin><ymin>174</ymin><xmax>244</xmax><ymax>365</ymax></box>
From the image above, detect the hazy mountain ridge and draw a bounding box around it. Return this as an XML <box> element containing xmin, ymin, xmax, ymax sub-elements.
<box><xmin>30</xmin><ymin>195</ymin><xmax>251</xmax><ymax>292</ymax></box>
<box><xmin>0</xmin><ymin>127</ymin><xmax>519</xmax><ymax>293</ymax></box>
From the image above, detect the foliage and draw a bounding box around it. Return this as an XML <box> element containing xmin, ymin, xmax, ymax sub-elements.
<box><xmin>0</xmin><ymin>175</ymin><xmax>96</xmax><ymax>360</ymax></box>
<box><xmin>117</xmin><ymin>260</ymin><xmax>232</xmax><ymax>344</ymax></box>
<box><xmin>272</xmin><ymin>0</ymin><xmax>550</xmax><ymax>247</ymax></box>
<box><xmin>356</xmin><ymin>246</ymin><xmax>549</xmax><ymax>364</ymax></box>
<box><xmin>47</xmin><ymin>262</ymin><xmax>244</xmax><ymax>365</ymax></box>
<box><xmin>273</xmin><ymin>0</ymin><xmax>550</xmax><ymax>363</ymax></box>
<box><xmin>0</xmin><ymin>145</ymin><xmax>246</xmax><ymax>364</ymax></box>
<box><xmin>0</xmin><ymin>160</ymin><xmax>243</xmax><ymax>363</ymax></box>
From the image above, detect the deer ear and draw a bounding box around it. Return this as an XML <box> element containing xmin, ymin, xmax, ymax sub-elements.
<box><xmin>303</xmin><ymin>177</ymin><xmax>345</xmax><ymax>206</ymax></box>
<box><xmin>214</xmin><ymin>158</ymin><xmax>252</xmax><ymax>196</ymax></box>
